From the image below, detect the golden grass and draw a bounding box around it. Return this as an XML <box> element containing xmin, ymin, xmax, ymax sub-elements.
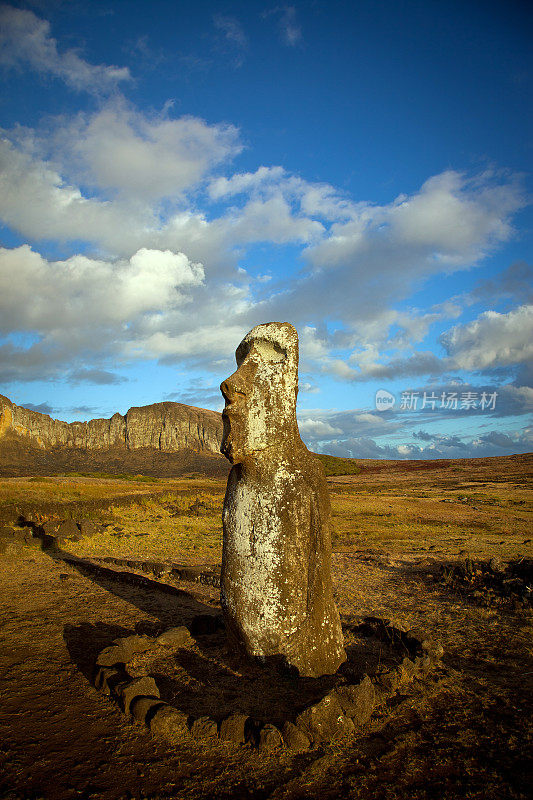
<box><xmin>3</xmin><ymin>456</ymin><xmax>531</xmax><ymax>567</ymax></box>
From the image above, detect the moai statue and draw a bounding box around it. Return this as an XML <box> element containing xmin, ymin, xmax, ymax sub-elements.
<box><xmin>220</xmin><ymin>322</ymin><xmax>346</xmax><ymax>677</ymax></box>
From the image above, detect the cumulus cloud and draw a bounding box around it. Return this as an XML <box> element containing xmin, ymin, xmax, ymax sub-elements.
<box><xmin>0</xmin><ymin>98</ymin><xmax>528</xmax><ymax>390</ymax></box>
<box><xmin>441</xmin><ymin>305</ymin><xmax>533</xmax><ymax>371</ymax></box>
<box><xmin>55</xmin><ymin>100</ymin><xmax>242</xmax><ymax>200</ymax></box>
<box><xmin>298</xmin><ymin>418</ymin><xmax>343</xmax><ymax>437</ymax></box>
<box><xmin>298</xmin><ymin>410</ymin><xmax>532</xmax><ymax>460</ymax></box>
<box><xmin>0</xmin><ymin>245</ymin><xmax>203</xmax><ymax>333</ymax></box>
<box><xmin>0</xmin><ymin>136</ymin><xmax>145</xmax><ymax>250</ymax></box>
<box><xmin>306</xmin><ymin>171</ymin><xmax>524</xmax><ymax>273</ymax></box>
<box><xmin>0</xmin><ymin>4</ymin><xmax>130</xmax><ymax>92</ymax></box>
<box><xmin>0</xmin><ymin>245</ymin><xmax>205</xmax><ymax>382</ymax></box>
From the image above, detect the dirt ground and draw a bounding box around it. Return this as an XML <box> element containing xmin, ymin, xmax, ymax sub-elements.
<box><xmin>0</xmin><ymin>454</ymin><xmax>532</xmax><ymax>799</ymax></box>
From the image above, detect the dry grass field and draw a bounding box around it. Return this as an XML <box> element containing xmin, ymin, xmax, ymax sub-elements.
<box><xmin>0</xmin><ymin>453</ymin><xmax>531</xmax><ymax>799</ymax></box>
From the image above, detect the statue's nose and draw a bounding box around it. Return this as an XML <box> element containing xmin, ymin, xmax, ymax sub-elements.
<box><xmin>221</xmin><ymin>372</ymin><xmax>247</xmax><ymax>402</ymax></box>
<box><xmin>220</xmin><ymin>379</ymin><xmax>233</xmax><ymax>402</ymax></box>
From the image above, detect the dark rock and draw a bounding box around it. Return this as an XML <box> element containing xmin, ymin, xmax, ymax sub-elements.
<box><xmin>94</xmin><ymin>666</ymin><xmax>125</xmax><ymax>695</ymax></box>
<box><xmin>220</xmin><ymin>323</ymin><xmax>346</xmax><ymax>678</ymax></box>
<box><xmin>219</xmin><ymin>712</ymin><xmax>249</xmax><ymax>744</ymax></box>
<box><xmin>295</xmin><ymin>693</ymin><xmax>349</xmax><ymax>744</ymax></box>
<box><xmin>156</xmin><ymin>626</ymin><xmax>192</xmax><ymax>647</ymax></box>
<box><xmin>119</xmin><ymin>676</ymin><xmax>160</xmax><ymax>714</ymax></box>
<box><xmin>258</xmin><ymin>723</ymin><xmax>284</xmax><ymax>752</ymax></box>
<box><xmin>190</xmin><ymin>716</ymin><xmax>218</xmax><ymax>740</ymax></box>
<box><xmin>96</xmin><ymin>634</ymin><xmax>152</xmax><ymax>667</ymax></box>
<box><xmin>42</xmin><ymin>520</ymin><xmax>59</xmax><ymax>536</ymax></box>
<box><xmin>149</xmin><ymin>705</ymin><xmax>189</xmax><ymax>742</ymax></box>
<box><xmin>130</xmin><ymin>696</ymin><xmax>165</xmax><ymax>724</ymax></box>
<box><xmin>281</xmin><ymin>721</ymin><xmax>310</xmax><ymax>752</ymax></box>
<box><xmin>79</xmin><ymin>520</ymin><xmax>101</xmax><ymax>538</ymax></box>
<box><xmin>333</xmin><ymin>674</ymin><xmax>375</xmax><ymax>723</ymax></box>
<box><xmin>57</xmin><ymin>520</ymin><xmax>81</xmax><ymax>541</ymax></box>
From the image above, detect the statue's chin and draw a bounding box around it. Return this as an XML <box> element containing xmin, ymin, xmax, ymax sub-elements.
<box><xmin>221</xmin><ymin>435</ymin><xmax>239</xmax><ymax>464</ymax></box>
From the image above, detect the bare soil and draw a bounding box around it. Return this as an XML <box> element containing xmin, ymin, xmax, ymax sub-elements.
<box><xmin>0</xmin><ymin>453</ymin><xmax>532</xmax><ymax>800</ymax></box>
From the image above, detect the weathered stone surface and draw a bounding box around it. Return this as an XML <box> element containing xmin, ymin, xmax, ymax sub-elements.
<box><xmin>42</xmin><ymin>521</ymin><xmax>59</xmax><ymax>536</ymax></box>
<box><xmin>258</xmin><ymin>723</ymin><xmax>284</xmax><ymax>752</ymax></box>
<box><xmin>130</xmin><ymin>696</ymin><xmax>165</xmax><ymax>724</ymax></box>
<box><xmin>220</xmin><ymin>322</ymin><xmax>346</xmax><ymax>678</ymax></box>
<box><xmin>79</xmin><ymin>520</ymin><xmax>101</xmax><ymax>538</ymax></box>
<box><xmin>414</xmin><ymin>654</ymin><xmax>433</xmax><ymax>674</ymax></box>
<box><xmin>333</xmin><ymin>674</ymin><xmax>375</xmax><ymax>723</ymax></box>
<box><xmin>190</xmin><ymin>716</ymin><xmax>218</xmax><ymax>740</ymax></box>
<box><xmin>57</xmin><ymin>520</ymin><xmax>81</xmax><ymax>541</ymax></box>
<box><xmin>489</xmin><ymin>556</ymin><xmax>505</xmax><ymax>573</ymax></box>
<box><xmin>421</xmin><ymin>639</ymin><xmax>444</xmax><ymax>660</ymax></box>
<box><xmin>113</xmin><ymin>634</ymin><xmax>153</xmax><ymax>657</ymax></box>
<box><xmin>281</xmin><ymin>721</ymin><xmax>310</xmax><ymax>752</ymax></box>
<box><xmin>295</xmin><ymin>693</ymin><xmax>349</xmax><ymax>744</ymax></box>
<box><xmin>149</xmin><ymin>705</ymin><xmax>189</xmax><ymax>741</ymax></box>
<box><xmin>0</xmin><ymin>393</ymin><xmax>222</xmax><ymax>454</ymax></box>
<box><xmin>155</xmin><ymin>626</ymin><xmax>191</xmax><ymax>647</ymax></box>
<box><xmin>119</xmin><ymin>676</ymin><xmax>159</xmax><ymax>714</ymax></box>
<box><xmin>94</xmin><ymin>666</ymin><xmax>124</xmax><ymax>695</ymax></box>
<box><xmin>96</xmin><ymin>634</ymin><xmax>152</xmax><ymax>667</ymax></box>
<box><xmin>219</xmin><ymin>712</ymin><xmax>248</xmax><ymax>744</ymax></box>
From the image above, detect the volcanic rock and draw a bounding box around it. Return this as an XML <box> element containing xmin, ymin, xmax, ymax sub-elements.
<box><xmin>220</xmin><ymin>322</ymin><xmax>346</xmax><ymax>678</ymax></box>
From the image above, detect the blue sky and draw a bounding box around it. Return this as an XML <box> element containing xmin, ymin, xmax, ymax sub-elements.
<box><xmin>0</xmin><ymin>0</ymin><xmax>531</xmax><ymax>459</ymax></box>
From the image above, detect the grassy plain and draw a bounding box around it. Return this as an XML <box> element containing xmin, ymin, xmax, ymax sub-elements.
<box><xmin>0</xmin><ymin>452</ymin><xmax>531</xmax><ymax>799</ymax></box>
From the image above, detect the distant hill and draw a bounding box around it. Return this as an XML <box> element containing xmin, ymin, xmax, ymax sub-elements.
<box><xmin>0</xmin><ymin>394</ymin><xmax>227</xmax><ymax>477</ymax></box>
<box><xmin>0</xmin><ymin>393</ymin><xmax>366</xmax><ymax>479</ymax></box>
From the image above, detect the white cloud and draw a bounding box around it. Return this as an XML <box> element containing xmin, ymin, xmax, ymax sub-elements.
<box><xmin>0</xmin><ymin>136</ymin><xmax>146</xmax><ymax>251</ymax></box>
<box><xmin>0</xmin><ymin>99</ymin><xmax>528</xmax><ymax>388</ymax></box>
<box><xmin>208</xmin><ymin>166</ymin><xmax>286</xmax><ymax>200</ymax></box>
<box><xmin>0</xmin><ymin>244</ymin><xmax>204</xmax><ymax>345</ymax></box>
<box><xmin>388</xmin><ymin>171</ymin><xmax>519</xmax><ymax>261</ymax></box>
<box><xmin>55</xmin><ymin>100</ymin><xmax>242</xmax><ymax>200</ymax></box>
<box><xmin>0</xmin><ymin>5</ymin><xmax>130</xmax><ymax>93</ymax></box>
<box><xmin>441</xmin><ymin>305</ymin><xmax>533</xmax><ymax>370</ymax></box>
<box><xmin>298</xmin><ymin>418</ymin><xmax>343</xmax><ymax>436</ymax></box>
<box><xmin>306</xmin><ymin>170</ymin><xmax>524</xmax><ymax>274</ymax></box>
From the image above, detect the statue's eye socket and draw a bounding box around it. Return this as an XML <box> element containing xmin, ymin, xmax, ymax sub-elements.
<box><xmin>252</xmin><ymin>340</ymin><xmax>286</xmax><ymax>363</ymax></box>
<box><xmin>236</xmin><ymin>339</ymin><xmax>287</xmax><ymax>366</ymax></box>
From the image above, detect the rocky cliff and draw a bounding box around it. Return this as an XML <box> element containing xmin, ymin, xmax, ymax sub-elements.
<box><xmin>0</xmin><ymin>394</ymin><xmax>223</xmax><ymax>455</ymax></box>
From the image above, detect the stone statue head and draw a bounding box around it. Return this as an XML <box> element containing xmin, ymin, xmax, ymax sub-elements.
<box><xmin>220</xmin><ymin>322</ymin><xmax>299</xmax><ymax>464</ymax></box>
